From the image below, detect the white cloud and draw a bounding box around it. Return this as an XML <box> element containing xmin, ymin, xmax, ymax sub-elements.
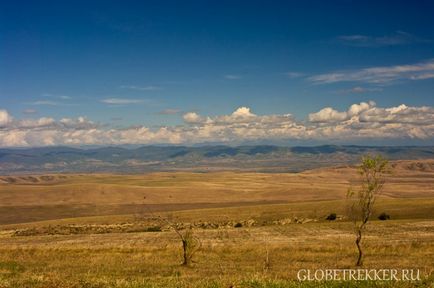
<box><xmin>232</xmin><ymin>107</ymin><xmax>255</xmax><ymax>118</ymax></box>
<box><xmin>28</xmin><ymin>100</ymin><xmax>59</xmax><ymax>106</ymax></box>
<box><xmin>359</xmin><ymin>104</ymin><xmax>434</xmax><ymax>125</ymax></box>
<box><xmin>309</xmin><ymin>101</ymin><xmax>377</xmax><ymax>123</ymax></box>
<box><xmin>183</xmin><ymin>112</ymin><xmax>204</xmax><ymax>124</ymax></box>
<box><xmin>0</xmin><ymin>130</ymin><xmax>28</xmax><ymax>147</ymax></box>
<box><xmin>0</xmin><ymin>109</ymin><xmax>12</xmax><ymax>126</ymax></box>
<box><xmin>213</xmin><ymin>106</ymin><xmax>258</xmax><ymax>124</ymax></box>
<box><xmin>59</xmin><ymin>117</ymin><xmax>97</xmax><ymax>129</ymax></box>
<box><xmin>101</xmin><ymin>98</ymin><xmax>144</xmax><ymax>105</ymax></box>
<box><xmin>0</xmin><ymin>102</ymin><xmax>433</xmax><ymax>147</ymax></box>
<box><xmin>309</xmin><ymin>59</ymin><xmax>434</xmax><ymax>84</ymax></box>
<box><xmin>308</xmin><ymin>107</ymin><xmax>348</xmax><ymax>123</ymax></box>
<box><xmin>308</xmin><ymin>102</ymin><xmax>434</xmax><ymax>140</ymax></box>
<box><xmin>347</xmin><ymin>101</ymin><xmax>376</xmax><ymax>117</ymax></box>
<box><xmin>18</xmin><ymin>117</ymin><xmax>55</xmax><ymax>128</ymax></box>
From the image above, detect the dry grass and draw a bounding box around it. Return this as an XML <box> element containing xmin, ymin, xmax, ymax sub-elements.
<box><xmin>0</xmin><ymin>162</ymin><xmax>433</xmax><ymax>287</ymax></box>
<box><xmin>0</xmin><ymin>219</ymin><xmax>433</xmax><ymax>287</ymax></box>
<box><xmin>0</xmin><ymin>160</ymin><xmax>433</xmax><ymax>224</ymax></box>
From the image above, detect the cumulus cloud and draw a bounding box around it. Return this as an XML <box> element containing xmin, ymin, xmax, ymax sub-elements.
<box><xmin>213</xmin><ymin>106</ymin><xmax>257</xmax><ymax>124</ymax></box>
<box><xmin>309</xmin><ymin>102</ymin><xmax>376</xmax><ymax>123</ymax></box>
<box><xmin>0</xmin><ymin>102</ymin><xmax>433</xmax><ymax>147</ymax></box>
<box><xmin>232</xmin><ymin>107</ymin><xmax>255</xmax><ymax>118</ymax></box>
<box><xmin>0</xmin><ymin>114</ymin><xmax>101</xmax><ymax>147</ymax></box>
<box><xmin>347</xmin><ymin>101</ymin><xmax>375</xmax><ymax>117</ymax></box>
<box><xmin>183</xmin><ymin>112</ymin><xmax>204</xmax><ymax>124</ymax></box>
<box><xmin>308</xmin><ymin>107</ymin><xmax>348</xmax><ymax>123</ymax></box>
<box><xmin>308</xmin><ymin>102</ymin><xmax>434</xmax><ymax>140</ymax></box>
<box><xmin>359</xmin><ymin>104</ymin><xmax>434</xmax><ymax>125</ymax></box>
<box><xmin>0</xmin><ymin>130</ymin><xmax>28</xmax><ymax>147</ymax></box>
<box><xmin>309</xmin><ymin>59</ymin><xmax>434</xmax><ymax>84</ymax></box>
<box><xmin>0</xmin><ymin>109</ymin><xmax>12</xmax><ymax>126</ymax></box>
<box><xmin>59</xmin><ymin>116</ymin><xmax>97</xmax><ymax>129</ymax></box>
<box><xmin>18</xmin><ymin>117</ymin><xmax>55</xmax><ymax>128</ymax></box>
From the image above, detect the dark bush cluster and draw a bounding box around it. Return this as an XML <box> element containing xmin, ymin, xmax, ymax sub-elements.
<box><xmin>326</xmin><ymin>213</ymin><xmax>337</xmax><ymax>221</ymax></box>
<box><xmin>146</xmin><ymin>226</ymin><xmax>162</xmax><ymax>232</ymax></box>
<box><xmin>378</xmin><ymin>212</ymin><xmax>391</xmax><ymax>220</ymax></box>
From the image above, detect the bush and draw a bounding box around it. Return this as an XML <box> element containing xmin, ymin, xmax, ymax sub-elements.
<box><xmin>234</xmin><ymin>222</ymin><xmax>243</xmax><ymax>228</ymax></box>
<box><xmin>326</xmin><ymin>213</ymin><xmax>337</xmax><ymax>221</ymax></box>
<box><xmin>181</xmin><ymin>228</ymin><xmax>200</xmax><ymax>266</ymax></box>
<box><xmin>378</xmin><ymin>212</ymin><xmax>390</xmax><ymax>220</ymax></box>
<box><xmin>146</xmin><ymin>226</ymin><xmax>162</xmax><ymax>232</ymax></box>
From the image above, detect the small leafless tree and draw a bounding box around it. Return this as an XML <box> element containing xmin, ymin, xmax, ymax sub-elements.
<box><xmin>347</xmin><ymin>155</ymin><xmax>388</xmax><ymax>266</ymax></box>
<box><xmin>140</xmin><ymin>198</ymin><xmax>201</xmax><ymax>266</ymax></box>
<box><xmin>158</xmin><ymin>216</ymin><xmax>201</xmax><ymax>266</ymax></box>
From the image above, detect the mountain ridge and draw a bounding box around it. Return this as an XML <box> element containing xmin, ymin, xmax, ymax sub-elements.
<box><xmin>0</xmin><ymin>145</ymin><xmax>433</xmax><ymax>174</ymax></box>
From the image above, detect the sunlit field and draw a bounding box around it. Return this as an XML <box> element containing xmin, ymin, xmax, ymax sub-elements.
<box><xmin>0</xmin><ymin>161</ymin><xmax>433</xmax><ymax>287</ymax></box>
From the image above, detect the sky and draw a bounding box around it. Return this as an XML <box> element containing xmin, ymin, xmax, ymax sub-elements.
<box><xmin>1</xmin><ymin>0</ymin><xmax>434</xmax><ymax>147</ymax></box>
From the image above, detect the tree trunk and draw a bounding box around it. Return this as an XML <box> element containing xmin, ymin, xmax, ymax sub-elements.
<box><xmin>182</xmin><ymin>239</ymin><xmax>189</xmax><ymax>266</ymax></box>
<box><xmin>355</xmin><ymin>230</ymin><xmax>363</xmax><ymax>266</ymax></box>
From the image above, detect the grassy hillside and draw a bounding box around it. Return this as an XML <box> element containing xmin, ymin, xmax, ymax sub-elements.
<box><xmin>0</xmin><ymin>160</ymin><xmax>433</xmax><ymax>287</ymax></box>
<box><xmin>0</xmin><ymin>217</ymin><xmax>433</xmax><ymax>287</ymax></box>
<box><xmin>0</xmin><ymin>160</ymin><xmax>433</xmax><ymax>224</ymax></box>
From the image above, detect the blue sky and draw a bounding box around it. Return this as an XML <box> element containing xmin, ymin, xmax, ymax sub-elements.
<box><xmin>0</xmin><ymin>0</ymin><xmax>434</xmax><ymax>146</ymax></box>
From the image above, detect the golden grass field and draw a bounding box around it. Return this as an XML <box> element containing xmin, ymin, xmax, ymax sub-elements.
<box><xmin>0</xmin><ymin>160</ymin><xmax>433</xmax><ymax>287</ymax></box>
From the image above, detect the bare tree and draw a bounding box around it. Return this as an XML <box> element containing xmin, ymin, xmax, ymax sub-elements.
<box><xmin>139</xmin><ymin>198</ymin><xmax>201</xmax><ymax>266</ymax></box>
<box><xmin>347</xmin><ymin>155</ymin><xmax>388</xmax><ymax>266</ymax></box>
<box><xmin>158</xmin><ymin>215</ymin><xmax>201</xmax><ymax>266</ymax></box>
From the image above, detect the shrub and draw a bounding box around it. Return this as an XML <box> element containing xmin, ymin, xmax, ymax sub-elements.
<box><xmin>326</xmin><ymin>213</ymin><xmax>337</xmax><ymax>221</ymax></box>
<box><xmin>181</xmin><ymin>228</ymin><xmax>201</xmax><ymax>266</ymax></box>
<box><xmin>378</xmin><ymin>212</ymin><xmax>390</xmax><ymax>220</ymax></box>
<box><xmin>146</xmin><ymin>226</ymin><xmax>162</xmax><ymax>232</ymax></box>
<box><xmin>234</xmin><ymin>222</ymin><xmax>243</xmax><ymax>228</ymax></box>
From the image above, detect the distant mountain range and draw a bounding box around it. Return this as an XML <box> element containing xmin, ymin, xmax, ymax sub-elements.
<box><xmin>0</xmin><ymin>145</ymin><xmax>433</xmax><ymax>174</ymax></box>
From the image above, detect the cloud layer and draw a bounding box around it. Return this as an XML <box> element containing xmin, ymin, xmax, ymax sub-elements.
<box><xmin>101</xmin><ymin>98</ymin><xmax>144</xmax><ymax>105</ymax></box>
<box><xmin>337</xmin><ymin>31</ymin><xmax>430</xmax><ymax>47</ymax></box>
<box><xmin>309</xmin><ymin>59</ymin><xmax>434</xmax><ymax>84</ymax></box>
<box><xmin>0</xmin><ymin>102</ymin><xmax>433</xmax><ymax>147</ymax></box>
